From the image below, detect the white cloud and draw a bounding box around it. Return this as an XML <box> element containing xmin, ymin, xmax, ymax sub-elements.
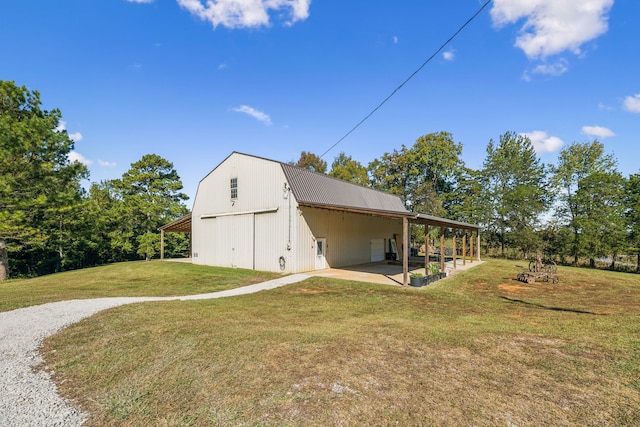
<box><xmin>582</xmin><ymin>125</ymin><xmax>615</xmax><ymax>138</ymax></box>
<box><xmin>56</xmin><ymin>121</ymin><xmax>83</xmax><ymax>141</ymax></box>
<box><xmin>98</xmin><ymin>160</ymin><xmax>117</xmax><ymax>167</ymax></box>
<box><xmin>530</xmin><ymin>59</ymin><xmax>568</xmax><ymax>77</ymax></box>
<box><xmin>393</xmin><ymin>36</ymin><xmax>398</xmax><ymax>44</ymax></box>
<box><xmin>598</xmin><ymin>102</ymin><xmax>613</xmax><ymax>112</ymax></box>
<box><xmin>524</xmin><ymin>130</ymin><xmax>564</xmax><ymax>153</ymax></box>
<box><xmin>126</xmin><ymin>0</ymin><xmax>154</xmax><ymax>3</ymax></box>
<box><xmin>69</xmin><ymin>151</ymin><xmax>93</xmax><ymax>166</ymax></box>
<box><xmin>232</xmin><ymin>105</ymin><xmax>272</xmax><ymax>125</ymax></box>
<box><xmin>218</xmin><ymin>63</ymin><xmax>228</xmax><ymax>70</ymax></box>
<box><xmin>177</xmin><ymin>0</ymin><xmax>310</xmax><ymax>29</ymax></box>
<box><xmin>68</xmin><ymin>132</ymin><xmax>83</xmax><ymax>142</ymax></box>
<box><xmin>491</xmin><ymin>0</ymin><xmax>614</xmax><ymax>59</ymax></box>
<box><xmin>623</xmin><ymin>93</ymin><xmax>640</xmax><ymax>113</ymax></box>
<box><xmin>443</xmin><ymin>49</ymin><xmax>455</xmax><ymax>61</ymax></box>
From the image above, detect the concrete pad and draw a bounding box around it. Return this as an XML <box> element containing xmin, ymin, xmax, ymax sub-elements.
<box><xmin>309</xmin><ymin>259</ymin><xmax>484</xmax><ymax>286</ymax></box>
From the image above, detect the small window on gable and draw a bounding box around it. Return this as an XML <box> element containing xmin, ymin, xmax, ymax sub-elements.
<box><xmin>230</xmin><ymin>177</ymin><xmax>238</xmax><ymax>200</ymax></box>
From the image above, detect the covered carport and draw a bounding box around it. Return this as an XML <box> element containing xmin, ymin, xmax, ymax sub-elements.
<box><xmin>158</xmin><ymin>208</ymin><xmax>480</xmax><ymax>285</ymax></box>
<box><xmin>398</xmin><ymin>213</ymin><xmax>481</xmax><ymax>286</ymax></box>
<box><xmin>158</xmin><ymin>213</ymin><xmax>192</xmax><ymax>260</ymax></box>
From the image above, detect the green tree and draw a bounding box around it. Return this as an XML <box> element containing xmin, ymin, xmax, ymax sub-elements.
<box><xmin>368</xmin><ymin>132</ymin><xmax>465</xmax><ymax>215</ymax></box>
<box><xmin>368</xmin><ymin>145</ymin><xmax>414</xmax><ymax>209</ymax></box>
<box><xmin>110</xmin><ymin>154</ymin><xmax>189</xmax><ymax>261</ymax></box>
<box><xmin>329</xmin><ymin>152</ymin><xmax>369</xmax><ymax>186</ymax></box>
<box><xmin>574</xmin><ymin>171</ymin><xmax>626</xmax><ymax>268</ymax></box>
<box><xmin>480</xmin><ymin>132</ymin><xmax>549</xmax><ymax>258</ymax></box>
<box><xmin>410</xmin><ymin>131</ymin><xmax>463</xmax><ymax>216</ymax></box>
<box><xmin>81</xmin><ymin>181</ymin><xmax>120</xmax><ymax>265</ymax></box>
<box><xmin>291</xmin><ymin>151</ymin><xmax>327</xmax><ymax>173</ymax></box>
<box><xmin>447</xmin><ymin>167</ymin><xmax>487</xmax><ymax>225</ymax></box>
<box><xmin>551</xmin><ymin>141</ymin><xmax>617</xmax><ymax>265</ymax></box>
<box><xmin>0</xmin><ymin>80</ymin><xmax>88</xmax><ymax>280</ymax></box>
<box><xmin>625</xmin><ymin>173</ymin><xmax>640</xmax><ymax>272</ymax></box>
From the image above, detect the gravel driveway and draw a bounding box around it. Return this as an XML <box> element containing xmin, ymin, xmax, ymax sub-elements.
<box><xmin>0</xmin><ymin>274</ymin><xmax>308</xmax><ymax>427</ymax></box>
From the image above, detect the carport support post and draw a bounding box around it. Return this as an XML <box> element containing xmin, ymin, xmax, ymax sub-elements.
<box><xmin>160</xmin><ymin>229</ymin><xmax>165</xmax><ymax>260</ymax></box>
<box><xmin>424</xmin><ymin>224</ymin><xmax>429</xmax><ymax>272</ymax></box>
<box><xmin>439</xmin><ymin>227</ymin><xmax>445</xmax><ymax>272</ymax></box>
<box><xmin>403</xmin><ymin>216</ymin><xmax>409</xmax><ymax>285</ymax></box>
<box><xmin>469</xmin><ymin>231</ymin><xmax>474</xmax><ymax>263</ymax></box>
<box><xmin>477</xmin><ymin>231</ymin><xmax>481</xmax><ymax>261</ymax></box>
<box><xmin>462</xmin><ymin>232</ymin><xmax>467</xmax><ymax>266</ymax></box>
<box><xmin>452</xmin><ymin>228</ymin><xmax>457</xmax><ymax>270</ymax></box>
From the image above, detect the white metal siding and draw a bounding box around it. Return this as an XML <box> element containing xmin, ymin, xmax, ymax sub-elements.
<box><xmin>296</xmin><ymin>207</ymin><xmax>402</xmax><ymax>270</ymax></box>
<box><xmin>192</xmin><ymin>153</ymin><xmax>294</xmax><ymax>272</ymax></box>
<box><xmin>254</xmin><ymin>211</ymin><xmax>294</xmax><ymax>273</ymax></box>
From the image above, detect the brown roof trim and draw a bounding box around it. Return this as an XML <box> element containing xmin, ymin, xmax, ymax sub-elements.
<box><xmin>411</xmin><ymin>213</ymin><xmax>480</xmax><ymax>230</ymax></box>
<box><xmin>298</xmin><ymin>203</ymin><xmax>481</xmax><ymax>230</ymax></box>
<box><xmin>297</xmin><ymin>202</ymin><xmax>414</xmax><ymax>219</ymax></box>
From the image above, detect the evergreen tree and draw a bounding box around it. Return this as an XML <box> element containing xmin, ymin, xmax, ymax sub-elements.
<box><xmin>110</xmin><ymin>154</ymin><xmax>189</xmax><ymax>261</ymax></box>
<box><xmin>0</xmin><ymin>80</ymin><xmax>88</xmax><ymax>280</ymax></box>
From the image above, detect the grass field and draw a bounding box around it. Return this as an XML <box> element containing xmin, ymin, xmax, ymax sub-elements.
<box><xmin>20</xmin><ymin>260</ymin><xmax>640</xmax><ymax>425</ymax></box>
<box><xmin>0</xmin><ymin>261</ymin><xmax>280</xmax><ymax>312</ymax></box>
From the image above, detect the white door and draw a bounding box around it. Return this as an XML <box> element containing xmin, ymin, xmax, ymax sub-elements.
<box><xmin>371</xmin><ymin>239</ymin><xmax>385</xmax><ymax>262</ymax></box>
<box><xmin>231</xmin><ymin>214</ymin><xmax>254</xmax><ymax>269</ymax></box>
<box><xmin>315</xmin><ymin>238</ymin><xmax>327</xmax><ymax>269</ymax></box>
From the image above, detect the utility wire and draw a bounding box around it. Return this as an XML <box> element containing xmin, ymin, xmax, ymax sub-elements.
<box><xmin>318</xmin><ymin>0</ymin><xmax>493</xmax><ymax>161</ymax></box>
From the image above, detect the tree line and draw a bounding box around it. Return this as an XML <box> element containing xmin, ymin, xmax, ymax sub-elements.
<box><xmin>1</xmin><ymin>81</ymin><xmax>189</xmax><ymax>280</ymax></box>
<box><xmin>294</xmin><ymin>133</ymin><xmax>639</xmax><ymax>273</ymax></box>
<box><xmin>2</xmin><ymin>80</ymin><xmax>639</xmax><ymax>279</ymax></box>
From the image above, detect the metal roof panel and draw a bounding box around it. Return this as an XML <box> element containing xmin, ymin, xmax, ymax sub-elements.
<box><xmin>281</xmin><ymin>163</ymin><xmax>409</xmax><ymax>214</ymax></box>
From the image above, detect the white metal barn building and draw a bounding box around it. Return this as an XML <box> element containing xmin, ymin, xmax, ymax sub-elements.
<box><xmin>191</xmin><ymin>152</ymin><xmax>409</xmax><ymax>274</ymax></box>
<box><xmin>188</xmin><ymin>152</ymin><xmax>480</xmax><ymax>282</ymax></box>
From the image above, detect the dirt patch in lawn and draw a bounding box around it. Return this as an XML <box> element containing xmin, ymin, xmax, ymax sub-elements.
<box><xmin>498</xmin><ymin>283</ymin><xmax>533</xmax><ymax>293</ymax></box>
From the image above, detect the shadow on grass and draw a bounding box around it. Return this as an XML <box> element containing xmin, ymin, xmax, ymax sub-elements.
<box><xmin>500</xmin><ymin>296</ymin><xmax>603</xmax><ymax>315</ymax></box>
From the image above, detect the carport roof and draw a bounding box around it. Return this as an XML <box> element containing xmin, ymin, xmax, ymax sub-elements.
<box><xmin>281</xmin><ymin>162</ymin><xmax>409</xmax><ymax>215</ymax></box>
<box><xmin>159</xmin><ymin>213</ymin><xmax>192</xmax><ymax>233</ymax></box>
<box><xmin>281</xmin><ymin>161</ymin><xmax>479</xmax><ymax>231</ymax></box>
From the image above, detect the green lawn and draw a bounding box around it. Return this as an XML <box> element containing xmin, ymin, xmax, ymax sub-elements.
<box><xmin>0</xmin><ymin>261</ymin><xmax>281</xmax><ymax>312</ymax></box>
<box><xmin>32</xmin><ymin>260</ymin><xmax>640</xmax><ymax>425</ymax></box>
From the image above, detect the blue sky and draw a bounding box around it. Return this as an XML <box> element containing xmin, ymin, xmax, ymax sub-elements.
<box><xmin>2</xmin><ymin>0</ymin><xmax>638</xmax><ymax>203</ymax></box>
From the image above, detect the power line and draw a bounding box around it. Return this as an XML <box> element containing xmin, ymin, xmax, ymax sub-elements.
<box><xmin>318</xmin><ymin>0</ymin><xmax>493</xmax><ymax>161</ymax></box>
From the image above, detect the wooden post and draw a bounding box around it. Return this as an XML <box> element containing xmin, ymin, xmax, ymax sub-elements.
<box><xmin>424</xmin><ymin>224</ymin><xmax>429</xmax><ymax>273</ymax></box>
<box><xmin>477</xmin><ymin>231</ymin><xmax>481</xmax><ymax>261</ymax></box>
<box><xmin>403</xmin><ymin>217</ymin><xmax>409</xmax><ymax>285</ymax></box>
<box><xmin>440</xmin><ymin>227</ymin><xmax>445</xmax><ymax>272</ymax></box>
<box><xmin>160</xmin><ymin>229</ymin><xmax>165</xmax><ymax>260</ymax></box>
<box><xmin>462</xmin><ymin>232</ymin><xmax>467</xmax><ymax>266</ymax></box>
<box><xmin>469</xmin><ymin>231</ymin><xmax>474</xmax><ymax>263</ymax></box>
<box><xmin>452</xmin><ymin>228</ymin><xmax>457</xmax><ymax>270</ymax></box>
